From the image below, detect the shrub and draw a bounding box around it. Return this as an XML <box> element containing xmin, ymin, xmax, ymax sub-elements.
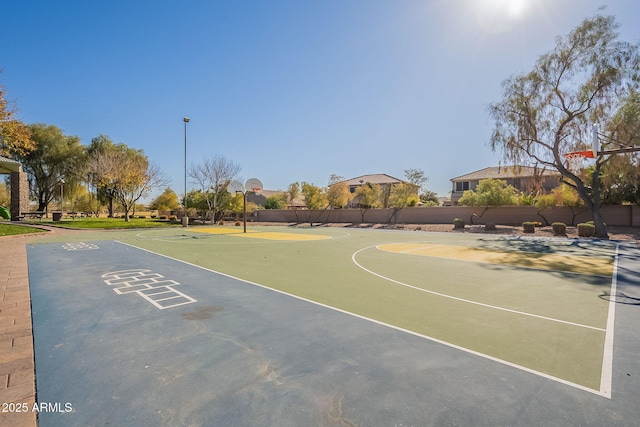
<box><xmin>159</xmin><ymin>215</ymin><xmax>168</xmax><ymax>220</ymax></box>
<box><xmin>218</xmin><ymin>220</ymin><xmax>224</xmax><ymax>225</ymax></box>
<box><xmin>522</xmin><ymin>222</ymin><xmax>536</xmax><ymax>233</ymax></box>
<box><xmin>552</xmin><ymin>222</ymin><xmax>567</xmax><ymax>236</ymax></box>
<box><xmin>150</xmin><ymin>215</ymin><xmax>157</xmax><ymax>219</ymax></box>
<box><xmin>235</xmin><ymin>221</ymin><xmax>242</xmax><ymax>226</ymax></box>
<box><xmin>138</xmin><ymin>215</ymin><xmax>146</xmax><ymax>219</ymax></box>
<box><xmin>169</xmin><ymin>215</ymin><xmax>178</xmax><ymax>222</ymax></box>
<box><xmin>578</xmin><ymin>223</ymin><xmax>595</xmax><ymax>237</ymax></box>
<box><xmin>453</xmin><ymin>218</ymin><xmax>465</xmax><ymax>229</ymax></box>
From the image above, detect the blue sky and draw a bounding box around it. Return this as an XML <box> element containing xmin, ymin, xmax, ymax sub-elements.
<box><xmin>2</xmin><ymin>0</ymin><xmax>639</xmax><ymax>199</ymax></box>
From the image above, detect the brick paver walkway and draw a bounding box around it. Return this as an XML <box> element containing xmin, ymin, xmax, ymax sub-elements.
<box><xmin>1</xmin><ymin>226</ymin><xmax>78</xmax><ymax>427</ymax></box>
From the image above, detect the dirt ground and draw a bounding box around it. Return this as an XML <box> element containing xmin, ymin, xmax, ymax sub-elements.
<box><xmin>251</xmin><ymin>222</ymin><xmax>640</xmax><ymax>243</ymax></box>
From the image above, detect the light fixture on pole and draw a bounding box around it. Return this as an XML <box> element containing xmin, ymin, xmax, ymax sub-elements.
<box><xmin>183</xmin><ymin>117</ymin><xmax>190</xmax><ymax>227</ymax></box>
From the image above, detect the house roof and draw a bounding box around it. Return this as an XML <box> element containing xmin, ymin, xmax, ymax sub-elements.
<box><xmin>0</xmin><ymin>156</ymin><xmax>22</xmax><ymax>174</ymax></box>
<box><xmin>451</xmin><ymin>166</ymin><xmax>561</xmax><ymax>182</ymax></box>
<box><xmin>339</xmin><ymin>173</ymin><xmax>407</xmax><ymax>186</ymax></box>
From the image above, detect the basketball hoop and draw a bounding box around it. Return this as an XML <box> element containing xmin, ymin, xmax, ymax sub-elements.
<box><xmin>563</xmin><ymin>150</ymin><xmax>594</xmax><ymax>174</ymax></box>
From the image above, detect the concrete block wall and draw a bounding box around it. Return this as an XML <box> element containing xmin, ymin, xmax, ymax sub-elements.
<box><xmin>255</xmin><ymin>205</ymin><xmax>640</xmax><ymax>227</ymax></box>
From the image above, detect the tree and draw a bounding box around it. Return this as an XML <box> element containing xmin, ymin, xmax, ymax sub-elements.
<box><xmin>188</xmin><ymin>155</ymin><xmax>241</xmax><ymax>222</ymax></box>
<box><xmin>300</xmin><ymin>182</ymin><xmax>328</xmax><ymax>225</ymax></box>
<box><xmin>404</xmin><ymin>168</ymin><xmax>427</xmax><ymax>192</ymax></box>
<box><xmin>326</xmin><ymin>174</ymin><xmax>350</xmax><ymax>208</ymax></box>
<box><xmin>0</xmin><ymin>75</ymin><xmax>34</xmax><ymax>157</ymax></box>
<box><xmin>552</xmin><ymin>183</ymin><xmax>587</xmax><ymax>225</ymax></box>
<box><xmin>150</xmin><ymin>188</ymin><xmax>180</xmax><ymax>211</ymax></box>
<box><xmin>404</xmin><ymin>168</ymin><xmax>439</xmax><ymax>206</ymax></box>
<box><xmin>286</xmin><ymin>182</ymin><xmax>300</xmax><ymax>205</ymax></box>
<box><xmin>0</xmin><ymin>181</ymin><xmax>9</xmax><ymax>207</ymax></box>
<box><xmin>264</xmin><ymin>194</ymin><xmax>287</xmax><ymax>209</ymax></box>
<box><xmin>458</xmin><ymin>179</ymin><xmax>518</xmax><ymax>223</ymax></box>
<box><xmin>387</xmin><ymin>183</ymin><xmax>419</xmax><ymax>223</ymax></box>
<box><xmin>420</xmin><ymin>190</ymin><xmax>440</xmax><ymax>206</ymax></box>
<box><xmin>14</xmin><ymin>124</ymin><xmax>84</xmax><ymax>212</ymax></box>
<box><xmin>84</xmin><ymin>135</ymin><xmax>132</xmax><ymax>217</ymax></box>
<box><xmin>354</xmin><ymin>182</ymin><xmax>382</xmax><ymax>222</ymax></box>
<box><xmin>86</xmin><ymin>145</ymin><xmax>167</xmax><ymax>221</ymax></box>
<box><xmin>488</xmin><ymin>14</ymin><xmax>640</xmax><ymax>238</ymax></box>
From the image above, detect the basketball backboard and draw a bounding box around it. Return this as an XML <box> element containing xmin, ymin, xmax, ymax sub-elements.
<box><xmin>227</xmin><ymin>180</ymin><xmax>244</xmax><ymax>194</ymax></box>
<box><xmin>245</xmin><ymin>178</ymin><xmax>263</xmax><ymax>192</ymax></box>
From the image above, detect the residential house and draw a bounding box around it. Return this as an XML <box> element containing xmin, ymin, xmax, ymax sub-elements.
<box><xmin>339</xmin><ymin>174</ymin><xmax>409</xmax><ymax>194</ymax></box>
<box><xmin>337</xmin><ymin>173</ymin><xmax>414</xmax><ymax>208</ymax></box>
<box><xmin>450</xmin><ymin>165</ymin><xmax>561</xmax><ymax>205</ymax></box>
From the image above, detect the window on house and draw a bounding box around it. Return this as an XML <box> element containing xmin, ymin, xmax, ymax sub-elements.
<box><xmin>455</xmin><ymin>181</ymin><xmax>470</xmax><ymax>192</ymax></box>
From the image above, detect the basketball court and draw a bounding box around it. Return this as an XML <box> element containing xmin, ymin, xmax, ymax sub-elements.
<box><xmin>25</xmin><ymin>226</ymin><xmax>640</xmax><ymax>426</ymax></box>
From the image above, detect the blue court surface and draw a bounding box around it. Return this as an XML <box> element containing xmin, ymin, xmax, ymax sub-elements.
<box><xmin>27</xmin><ymin>237</ymin><xmax>640</xmax><ymax>426</ymax></box>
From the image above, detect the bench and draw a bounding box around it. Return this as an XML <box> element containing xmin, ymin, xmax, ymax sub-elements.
<box><xmin>20</xmin><ymin>211</ymin><xmax>44</xmax><ymax>221</ymax></box>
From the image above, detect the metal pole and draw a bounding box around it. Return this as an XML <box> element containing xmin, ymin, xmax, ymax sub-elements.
<box><xmin>183</xmin><ymin>117</ymin><xmax>190</xmax><ymax>227</ymax></box>
<box><xmin>243</xmin><ymin>191</ymin><xmax>247</xmax><ymax>233</ymax></box>
<box><xmin>60</xmin><ymin>178</ymin><xmax>65</xmax><ymax>214</ymax></box>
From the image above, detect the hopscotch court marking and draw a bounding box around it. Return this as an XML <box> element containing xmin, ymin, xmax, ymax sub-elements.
<box><xmin>62</xmin><ymin>242</ymin><xmax>99</xmax><ymax>251</ymax></box>
<box><xmin>101</xmin><ymin>269</ymin><xmax>197</xmax><ymax>309</ymax></box>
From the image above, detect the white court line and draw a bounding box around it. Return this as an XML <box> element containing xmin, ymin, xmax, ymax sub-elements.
<box><xmin>399</xmin><ymin>244</ymin><xmax>443</xmax><ymax>254</ymax></box>
<box><xmin>599</xmin><ymin>244</ymin><xmax>620</xmax><ymax>398</ymax></box>
<box><xmin>114</xmin><ymin>240</ymin><xmax>612</xmax><ymax>397</ymax></box>
<box><xmin>353</xmin><ymin>246</ymin><xmax>606</xmax><ymax>332</ymax></box>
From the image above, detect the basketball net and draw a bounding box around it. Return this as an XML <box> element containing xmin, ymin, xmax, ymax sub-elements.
<box><xmin>563</xmin><ymin>150</ymin><xmax>594</xmax><ymax>174</ymax></box>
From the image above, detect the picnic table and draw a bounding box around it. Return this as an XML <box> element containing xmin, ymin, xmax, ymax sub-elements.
<box><xmin>20</xmin><ymin>211</ymin><xmax>44</xmax><ymax>221</ymax></box>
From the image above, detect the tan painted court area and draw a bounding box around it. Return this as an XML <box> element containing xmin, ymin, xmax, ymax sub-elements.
<box><xmin>377</xmin><ymin>242</ymin><xmax>614</xmax><ymax>276</ymax></box>
<box><xmin>193</xmin><ymin>227</ymin><xmax>332</xmax><ymax>241</ymax></box>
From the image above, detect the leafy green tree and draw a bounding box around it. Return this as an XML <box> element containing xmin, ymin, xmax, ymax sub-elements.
<box><xmin>300</xmin><ymin>182</ymin><xmax>328</xmax><ymax>225</ymax></box>
<box><xmin>264</xmin><ymin>194</ymin><xmax>287</xmax><ymax>209</ymax></box>
<box><xmin>459</xmin><ymin>179</ymin><xmax>518</xmax><ymax>207</ymax></box>
<box><xmin>86</xmin><ymin>143</ymin><xmax>167</xmax><ymax>221</ymax></box>
<box><xmin>598</xmin><ymin>143</ymin><xmax>640</xmax><ymax>205</ymax></box>
<box><xmin>286</xmin><ymin>182</ymin><xmax>300</xmax><ymax>205</ymax></box>
<box><xmin>488</xmin><ymin>14</ymin><xmax>640</xmax><ymax>238</ymax></box>
<box><xmin>459</xmin><ymin>179</ymin><xmax>518</xmax><ymax>223</ymax></box>
<box><xmin>150</xmin><ymin>188</ymin><xmax>180</xmax><ymax>211</ymax></box>
<box><xmin>14</xmin><ymin>124</ymin><xmax>84</xmax><ymax>212</ymax></box>
<box><xmin>84</xmin><ymin>135</ymin><xmax>133</xmax><ymax>217</ymax></box>
<box><xmin>0</xmin><ymin>181</ymin><xmax>9</xmax><ymax>207</ymax></box>
<box><xmin>532</xmin><ymin>193</ymin><xmax>557</xmax><ymax>225</ymax></box>
<box><xmin>421</xmin><ymin>190</ymin><xmax>440</xmax><ymax>206</ymax></box>
<box><xmin>326</xmin><ymin>174</ymin><xmax>350</xmax><ymax>208</ymax></box>
<box><xmin>354</xmin><ymin>182</ymin><xmax>382</xmax><ymax>222</ymax></box>
<box><xmin>552</xmin><ymin>184</ymin><xmax>587</xmax><ymax>225</ymax></box>
<box><xmin>184</xmin><ymin>190</ymin><xmax>210</xmax><ymax>215</ymax></box>
<box><xmin>387</xmin><ymin>183</ymin><xmax>419</xmax><ymax>223</ymax></box>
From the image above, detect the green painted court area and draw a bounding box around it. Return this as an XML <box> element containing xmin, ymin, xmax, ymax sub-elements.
<box><xmin>47</xmin><ymin>225</ymin><xmax>619</xmax><ymax>394</ymax></box>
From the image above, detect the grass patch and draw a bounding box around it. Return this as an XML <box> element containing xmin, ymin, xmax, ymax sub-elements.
<box><xmin>0</xmin><ymin>223</ymin><xmax>46</xmax><ymax>236</ymax></box>
<box><xmin>42</xmin><ymin>217</ymin><xmax>182</xmax><ymax>229</ymax></box>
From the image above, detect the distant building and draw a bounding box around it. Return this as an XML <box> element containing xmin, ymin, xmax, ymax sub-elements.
<box><xmin>338</xmin><ymin>173</ymin><xmax>409</xmax><ymax>194</ymax></box>
<box><xmin>450</xmin><ymin>165</ymin><xmax>561</xmax><ymax>205</ymax></box>
<box><xmin>336</xmin><ymin>173</ymin><xmax>414</xmax><ymax>208</ymax></box>
<box><xmin>247</xmin><ymin>189</ymin><xmax>305</xmax><ymax>209</ymax></box>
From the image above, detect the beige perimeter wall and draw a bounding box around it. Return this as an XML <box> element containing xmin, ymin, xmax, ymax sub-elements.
<box><xmin>254</xmin><ymin>205</ymin><xmax>640</xmax><ymax>227</ymax></box>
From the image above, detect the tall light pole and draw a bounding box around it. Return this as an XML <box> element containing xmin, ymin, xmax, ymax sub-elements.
<box><xmin>60</xmin><ymin>178</ymin><xmax>65</xmax><ymax>213</ymax></box>
<box><xmin>183</xmin><ymin>117</ymin><xmax>190</xmax><ymax>227</ymax></box>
